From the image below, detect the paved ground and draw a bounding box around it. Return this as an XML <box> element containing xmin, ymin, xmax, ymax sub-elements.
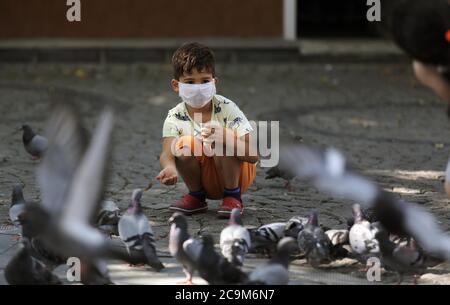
<box><xmin>1</xmin><ymin>62</ymin><xmax>450</xmax><ymax>285</ymax></box>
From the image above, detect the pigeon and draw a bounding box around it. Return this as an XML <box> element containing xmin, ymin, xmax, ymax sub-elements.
<box><xmin>375</xmin><ymin>230</ymin><xmax>425</xmax><ymax>284</ymax></box>
<box><xmin>265</xmin><ymin>165</ymin><xmax>296</xmax><ymax>190</ymax></box>
<box><xmin>21</xmin><ymin>124</ymin><xmax>48</xmax><ymax>160</ymax></box>
<box><xmin>80</xmin><ymin>259</ymin><xmax>114</xmax><ymax>285</ymax></box>
<box><xmin>349</xmin><ymin>204</ymin><xmax>380</xmax><ymax>264</ymax></box>
<box><xmin>19</xmin><ymin>105</ymin><xmax>134</xmax><ymax>264</ymax></box>
<box><xmin>118</xmin><ymin>188</ymin><xmax>164</xmax><ymax>271</ymax></box>
<box><xmin>220</xmin><ymin>208</ymin><xmax>251</xmax><ymax>266</ymax></box>
<box><xmin>96</xmin><ymin>200</ymin><xmax>121</xmax><ymax>237</ymax></box>
<box><xmin>249</xmin><ymin>222</ymin><xmax>287</xmax><ymax>255</ymax></box>
<box><xmin>4</xmin><ymin>240</ymin><xmax>61</xmax><ymax>285</ymax></box>
<box><xmin>284</xmin><ymin>216</ymin><xmax>308</xmax><ymax>238</ymax></box>
<box><xmin>247</xmin><ymin>237</ymin><xmax>298</xmax><ymax>285</ymax></box>
<box><xmin>194</xmin><ymin>234</ymin><xmax>248</xmax><ymax>285</ymax></box>
<box><xmin>279</xmin><ymin>145</ymin><xmax>450</xmax><ymax>261</ymax></box>
<box><xmin>169</xmin><ymin>212</ymin><xmax>200</xmax><ymax>284</ymax></box>
<box><xmin>9</xmin><ymin>184</ymin><xmax>27</xmax><ymax>240</ymax></box>
<box><xmin>297</xmin><ymin>211</ymin><xmax>332</xmax><ymax>267</ymax></box>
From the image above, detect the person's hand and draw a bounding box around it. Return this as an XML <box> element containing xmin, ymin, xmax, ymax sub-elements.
<box><xmin>156</xmin><ymin>166</ymin><xmax>178</xmax><ymax>185</ymax></box>
<box><xmin>201</xmin><ymin>122</ymin><xmax>236</xmax><ymax>147</ymax></box>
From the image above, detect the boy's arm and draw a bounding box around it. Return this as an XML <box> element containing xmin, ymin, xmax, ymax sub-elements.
<box><xmin>413</xmin><ymin>61</ymin><xmax>450</xmax><ymax>104</ymax></box>
<box><xmin>156</xmin><ymin>137</ymin><xmax>178</xmax><ymax>185</ymax></box>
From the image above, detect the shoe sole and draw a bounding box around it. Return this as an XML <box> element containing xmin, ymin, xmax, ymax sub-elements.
<box><xmin>169</xmin><ymin>206</ymin><xmax>208</xmax><ymax>215</ymax></box>
<box><xmin>217</xmin><ymin>209</ymin><xmax>244</xmax><ymax>219</ymax></box>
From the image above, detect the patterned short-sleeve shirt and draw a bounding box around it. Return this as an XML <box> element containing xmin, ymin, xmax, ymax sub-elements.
<box><xmin>162</xmin><ymin>95</ymin><xmax>253</xmax><ymax>138</ymax></box>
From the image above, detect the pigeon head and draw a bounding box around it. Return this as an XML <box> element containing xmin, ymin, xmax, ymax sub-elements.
<box><xmin>11</xmin><ymin>184</ymin><xmax>25</xmax><ymax>205</ymax></box>
<box><xmin>307</xmin><ymin>210</ymin><xmax>319</xmax><ymax>227</ymax></box>
<box><xmin>128</xmin><ymin>189</ymin><xmax>143</xmax><ymax>213</ymax></box>
<box><xmin>352</xmin><ymin>204</ymin><xmax>365</xmax><ymax>224</ymax></box>
<box><xmin>201</xmin><ymin>234</ymin><xmax>215</xmax><ymax>248</ymax></box>
<box><xmin>168</xmin><ymin>212</ymin><xmax>188</xmax><ymax>230</ymax></box>
<box><xmin>21</xmin><ymin>124</ymin><xmax>36</xmax><ymax>143</ymax></box>
<box><xmin>273</xmin><ymin>237</ymin><xmax>298</xmax><ymax>267</ymax></box>
<box><xmin>229</xmin><ymin>208</ymin><xmax>243</xmax><ymax>225</ymax></box>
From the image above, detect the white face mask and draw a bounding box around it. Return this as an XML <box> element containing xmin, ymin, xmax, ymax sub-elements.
<box><xmin>178</xmin><ymin>81</ymin><xmax>216</xmax><ymax>109</ymax></box>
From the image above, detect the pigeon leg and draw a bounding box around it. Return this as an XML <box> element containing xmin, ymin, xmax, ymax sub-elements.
<box><xmin>396</xmin><ymin>273</ymin><xmax>404</xmax><ymax>285</ymax></box>
<box><xmin>128</xmin><ymin>263</ymin><xmax>146</xmax><ymax>267</ymax></box>
<box><xmin>10</xmin><ymin>234</ymin><xmax>21</xmax><ymax>242</ymax></box>
<box><xmin>31</xmin><ymin>156</ymin><xmax>40</xmax><ymax>161</ymax></box>
<box><xmin>413</xmin><ymin>274</ymin><xmax>421</xmax><ymax>285</ymax></box>
<box><xmin>285</xmin><ymin>181</ymin><xmax>295</xmax><ymax>192</ymax></box>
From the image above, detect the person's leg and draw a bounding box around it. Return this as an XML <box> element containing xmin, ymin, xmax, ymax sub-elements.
<box><xmin>170</xmin><ymin>136</ymin><xmax>207</xmax><ymax>214</ymax></box>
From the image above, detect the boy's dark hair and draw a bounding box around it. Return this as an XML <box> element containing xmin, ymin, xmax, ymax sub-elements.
<box><xmin>171</xmin><ymin>42</ymin><xmax>216</xmax><ymax>80</ymax></box>
<box><xmin>389</xmin><ymin>0</ymin><xmax>450</xmax><ymax>66</ymax></box>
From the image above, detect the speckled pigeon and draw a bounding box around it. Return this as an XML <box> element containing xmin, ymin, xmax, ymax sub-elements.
<box><xmin>96</xmin><ymin>200</ymin><xmax>121</xmax><ymax>237</ymax></box>
<box><xmin>349</xmin><ymin>204</ymin><xmax>380</xmax><ymax>263</ymax></box>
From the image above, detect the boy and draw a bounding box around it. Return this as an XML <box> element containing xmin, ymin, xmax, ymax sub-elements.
<box><xmin>156</xmin><ymin>42</ymin><xmax>258</xmax><ymax>218</ymax></box>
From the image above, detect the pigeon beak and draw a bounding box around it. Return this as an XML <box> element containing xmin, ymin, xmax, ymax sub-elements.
<box><xmin>16</xmin><ymin>126</ymin><xmax>23</xmax><ymax>132</ymax></box>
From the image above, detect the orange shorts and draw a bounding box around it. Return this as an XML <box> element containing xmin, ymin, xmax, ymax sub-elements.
<box><xmin>175</xmin><ymin>135</ymin><xmax>256</xmax><ymax>199</ymax></box>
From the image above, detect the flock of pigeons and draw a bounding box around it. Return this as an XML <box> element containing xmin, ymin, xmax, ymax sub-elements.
<box><xmin>4</xmin><ymin>105</ymin><xmax>450</xmax><ymax>285</ymax></box>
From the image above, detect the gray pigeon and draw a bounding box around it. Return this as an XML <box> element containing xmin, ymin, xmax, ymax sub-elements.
<box><xmin>9</xmin><ymin>184</ymin><xmax>27</xmax><ymax>238</ymax></box>
<box><xmin>297</xmin><ymin>211</ymin><xmax>332</xmax><ymax>267</ymax></box>
<box><xmin>247</xmin><ymin>237</ymin><xmax>298</xmax><ymax>285</ymax></box>
<box><xmin>169</xmin><ymin>212</ymin><xmax>200</xmax><ymax>284</ymax></box>
<box><xmin>97</xmin><ymin>200</ymin><xmax>121</xmax><ymax>237</ymax></box>
<box><xmin>445</xmin><ymin>156</ymin><xmax>450</xmax><ymax>197</ymax></box>
<box><xmin>280</xmin><ymin>145</ymin><xmax>450</xmax><ymax>261</ymax></box>
<box><xmin>118</xmin><ymin>189</ymin><xmax>164</xmax><ymax>271</ymax></box>
<box><xmin>220</xmin><ymin>208</ymin><xmax>251</xmax><ymax>266</ymax></box>
<box><xmin>4</xmin><ymin>240</ymin><xmax>61</xmax><ymax>285</ymax></box>
<box><xmin>21</xmin><ymin>124</ymin><xmax>48</xmax><ymax>160</ymax></box>
<box><xmin>193</xmin><ymin>234</ymin><xmax>248</xmax><ymax>285</ymax></box>
<box><xmin>376</xmin><ymin>230</ymin><xmax>425</xmax><ymax>284</ymax></box>
<box><xmin>265</xmin><ymin>165</ymin><xmax>296</xmax><ymax>190</ymax></box>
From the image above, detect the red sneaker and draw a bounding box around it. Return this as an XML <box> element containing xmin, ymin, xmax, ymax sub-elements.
<box><xmin>217</xmin><ymin>197</ymin><xmax>243</xmax><ymax>218</ymax></box>
<box><xmin>169</xmin><ymin>194</ymin><xmax>208</xmax><ymax>215</ymax></box>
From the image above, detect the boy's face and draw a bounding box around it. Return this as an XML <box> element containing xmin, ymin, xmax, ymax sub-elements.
<box><xmin>171</xmin><ymin>68</ymin><xmax>217</xmax><ymax>92</ymax></box>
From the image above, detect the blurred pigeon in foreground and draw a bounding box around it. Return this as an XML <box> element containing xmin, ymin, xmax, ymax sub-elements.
<box><xmin>376</xmin><ymin>231</ymin><xmax>425</xmax><ymax>284</ymax></box>
<box><xmin>297</xmin><ymin>211</ymin><xmax>332</xmax><ymax>267</ymax></box>
<box><xmin>194</xmin><ymin>234</ymin><xmax>248</xmax><ymax>285</ymax></box>
<box><xmin>96</xmin><ymin>200</ymin><xmax>121</xmax><ymax>237</ymax></box>
<box><xmin>5</xmin><ymin>241</ymin><xmax>61</xmax><ymax>285</ymax></box>
<box><xmin>21</xmin><ymin>124</ymin><xmax>48</xmax><ymax>160</ymax></box>
<box><xmin>247</xmin><ymin>237</ymin><xmax>298</xmax><ymax>285</ymax></box>
<box><xmin>220</xmin><ymin>208</ymin><xmax>251</xmax><ymax>266</ymax></box>
<box><xmin>118</xmin><ymin>189</ymin><xmax>164</xmax><ymax>271</ymax></box>
<box><xmin>169</xmin><ymin>213</ymin><xmax>199</xmax><ymax>284</ymax></box>
<box><xmin>280</xmin><ymin>145</ymin><xmax>450</xmax><ymax>261</ymax></box>
<box><xmin>20</xmin><ymin>105</ymin><xmax>134</xmax><ymax>264</ymax></box>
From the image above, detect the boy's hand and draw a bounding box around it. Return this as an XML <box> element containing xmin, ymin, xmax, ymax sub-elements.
<box><xmin>156</xmin><ymin>166</ymin><xmax>178</xmax><ymax>185</ymax></box>
<box><xmin>201</xmin><ymin>122</ymin><xmax>235</xmax><ymax>149</ymax></box>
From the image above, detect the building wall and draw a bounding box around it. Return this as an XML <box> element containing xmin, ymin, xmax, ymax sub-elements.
<box><xmin>0</xmin><ymin>0</ymin><xmax>283</xmax><ymax>38</ymax></box>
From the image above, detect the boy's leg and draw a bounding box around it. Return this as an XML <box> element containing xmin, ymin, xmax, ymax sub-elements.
<box><xmin>169</xmin><ymin>136</ymin><xmax>208</xmax><ymax>214</ymax></box>
<box><xmin>213</xmin><ymin>155</ymin><xmax>250</xmax><ymax>217</ymax></box>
